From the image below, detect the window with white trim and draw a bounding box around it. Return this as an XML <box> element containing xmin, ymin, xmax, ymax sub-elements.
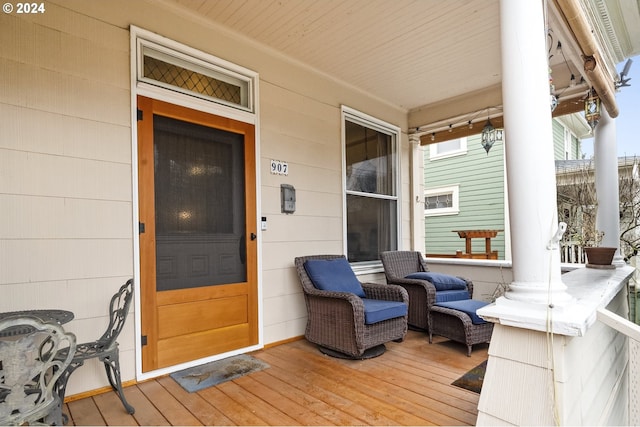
<box><xmin>424</xmin><ymin>185</ymin><xmax>459</xmax><ymax>216</ymax></box>
<box><xmin>343</xmin><ymin>107</ymin><xmax>400</xmax><ymax>263</ymax></box>
<box><xmin>429</xmin><ymin>138</ymin><xmax>467</xmax><ymax>160</ymax></box>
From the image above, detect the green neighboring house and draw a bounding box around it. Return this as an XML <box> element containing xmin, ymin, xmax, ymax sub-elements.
<box><xmin>424</xmin><ymin>115</ymin><xmax>588</xmax><ymax>260</ymax></box>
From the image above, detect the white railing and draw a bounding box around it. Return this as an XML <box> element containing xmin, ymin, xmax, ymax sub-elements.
<box><xmin>597</xmin><ymin>307</ymin><xmax>640</xmax><ymax>426</ymax></box>
<box><xmin>560</xmin><ymin>242</ymin><xmax>586</xmax><ymax>264</ymax></box>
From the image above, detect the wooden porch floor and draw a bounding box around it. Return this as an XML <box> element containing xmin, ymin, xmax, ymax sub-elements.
<box><xmin>64</xmin><ymin>330</ymin><xmax>488</xmax><ymax>426</ymax></box>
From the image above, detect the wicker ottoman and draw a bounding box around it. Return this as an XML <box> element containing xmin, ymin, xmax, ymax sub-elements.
<box><xmin>428</xmin><ymin>299</ymin><xmax>494</xmax><ymax>356</ymax></box>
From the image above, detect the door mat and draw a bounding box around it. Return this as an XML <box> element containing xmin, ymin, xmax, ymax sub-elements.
<box><xmin>451</xmin><ymin>360</ymin><xmax>487</xmax><ymax>394</ymax></box>
<box><xmin>170</xmin><ymin>354</ymin><xmax>270</xmax><ymax>393</ymax></box>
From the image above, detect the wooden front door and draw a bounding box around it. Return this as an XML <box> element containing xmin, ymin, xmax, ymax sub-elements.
<box><xmin>137</xmin><ymin>96</ymin><xmax>258</xmax><ymax>372</ymax></box>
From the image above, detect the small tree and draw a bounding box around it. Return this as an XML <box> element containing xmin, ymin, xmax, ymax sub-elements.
<box><xmin>556</xmin><ymin>156</ymin><xmax>640</xmax><ymax>261</ymax></box>
<box><xmin>557</xmin><ymin>159</ymin><xmax>598</xmax><ymax>248</ymax></box>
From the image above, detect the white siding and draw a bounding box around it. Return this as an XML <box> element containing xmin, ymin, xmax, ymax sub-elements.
<box><xmin>477</xmin><ymin>288</ymin><xmax>630</xmax><ymax>425</ymax></box>
<box><xmin>1</xmin><ymin>0</ymin><xmax>408</xmax><ymax>395</ymax></box>
<box><xmin>0</xmin><ymin>2</ymin><xmax>133</xmax><ymax>395</ymax></box>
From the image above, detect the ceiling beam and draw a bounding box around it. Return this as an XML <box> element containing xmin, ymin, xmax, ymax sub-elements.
<box><xmin>408</xmin><ymin>84</ymin><xmax>502</xmax><ymax>131</ymax></box>
<box><xmin>419</xmin><ymin>116</ymin><xmax>503</xmax><ymax>146</ymax></box>
<box><xmin>417</xmin><ymin>93</ymin><xmax>586</xmax><ymax>146</ymax></box>
<box><xmin>555</xmin><ymin>0</ymin><xmax>619</xmax><ymax>117</ymax></box>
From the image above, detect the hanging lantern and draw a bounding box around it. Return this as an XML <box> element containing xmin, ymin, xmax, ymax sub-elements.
<box><xmin>480</xmin><ymin>112</ymin><xmax>504</xmax><ymax>154</ymax></box>
<box><xmin>584</xmin><ymin>88</ymin><xmax>601</xmax><ymax>130</ymax></box>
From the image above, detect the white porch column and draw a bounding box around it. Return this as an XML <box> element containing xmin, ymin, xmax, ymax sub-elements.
<box><xmin>409</xmin><ymin>134</ymin><xmax>425</xmax><ymax>253</ymax></box>
<box><xmin>594</xmin><ymin>107</ymin><xmax>625</xmax><ymax>266</ymax></box>
<box><xmin>477</xmin><ymin>3</ymin><xmax>632</xmax><ymax>425</ymax></box>
<box><xmin>499</xmin><ymin>0</ymin><xmax>571</xmax><ymax>305</ymax></box>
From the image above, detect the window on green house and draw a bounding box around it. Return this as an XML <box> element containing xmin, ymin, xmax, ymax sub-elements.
<box><xmin>424</xmin><ymin>185</ymin><xmax>459</xmax><ymax>216</ymax></box>
<box><xmin>429</xmin><ymin>138</ymin><xmax>467</xmax><ymax>160</ymax></box>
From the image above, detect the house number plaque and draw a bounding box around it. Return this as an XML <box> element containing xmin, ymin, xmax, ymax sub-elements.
<box><xmin>270</xmin><ymin>159</ymin><xmax>288</xmax><ymax>175</ymax></box>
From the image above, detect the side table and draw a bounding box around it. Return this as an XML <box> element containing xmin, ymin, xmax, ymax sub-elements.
<box><xmin>0</xmin><ymin>309</ymin><xmax>74</xmax><ymax>337</ymax></box>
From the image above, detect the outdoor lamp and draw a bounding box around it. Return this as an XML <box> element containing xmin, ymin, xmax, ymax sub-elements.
<box><xmin>480</xmin><ymin>117</ymin><xmax>503</xmax><ymax>154</ymax></box>
<box><xmin>585</xmin><ymin>88</ymin><xmax>601</xmax><ymax>130</ymax></box>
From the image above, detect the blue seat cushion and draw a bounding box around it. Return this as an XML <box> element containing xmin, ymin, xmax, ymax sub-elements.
<box><xmin>303</xmin><ymin>258</ymin><xmax>366</xmax><ymax>297</ymax></box>
<box><xmin>361</xmin><ymin>299</ymin><xmax>408</xmax><ymax>324</ymax></box>
<box><xmin>435</xmin><ymin>290</ymin><xmax>471</xmax><ymax>303</ymax></box>
<box><xmin>434</xmin><ymin>299</ymin><xmax>489</xmax><ymax>324</ymax></box>
<box><xmin>405</xmin><ymin>272</ymin><xmax>468</xmax><ymax>291</ymax></box>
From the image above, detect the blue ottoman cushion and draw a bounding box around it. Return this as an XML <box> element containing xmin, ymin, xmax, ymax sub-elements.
<box><xmin>361</xmin><ymin>299</ymin><xmax>408</xmax><ymax>325</ymax></box>
<box><xmin>434</xmin><ymin>299</ymin><xmax>489</xmax><ymax>324</ymax></box>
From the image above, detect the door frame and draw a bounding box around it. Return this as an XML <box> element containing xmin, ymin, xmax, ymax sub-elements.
<box><xmin>130</xmin><ymin>26</ymin><xmax>262</xmax><ymax>381</ymax></box>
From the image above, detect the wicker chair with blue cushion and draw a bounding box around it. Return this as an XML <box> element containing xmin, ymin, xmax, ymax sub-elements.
<box><xmin>294</xmin><ymin>255</ymin><xmax>408</xmax><ymax>359</ymax></box>
<box><xmin>380</xmin><ymin>250</ymin><xmax>473</xmax><ymax>331</ymax></box>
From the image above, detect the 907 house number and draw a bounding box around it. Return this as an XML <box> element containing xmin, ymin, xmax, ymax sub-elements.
<box><xmin>16</xmin><ymin>2</ymin><xmax>46</xmax><ymax>13</ymax></box>
<box><xmin>270</xmin><ymin>159</ymin><xmax>288</xmax><ymax>175</ymax></box>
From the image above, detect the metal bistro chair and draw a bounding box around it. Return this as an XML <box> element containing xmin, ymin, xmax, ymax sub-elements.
<box><xmin>0</xmin><ymin>316</ymin><xmax>76</xmax><ymax>426</ymax></box>
<box><xmin>56</xmin><ymin>279</ymin><xmax>135</xmax><ymax>415</ymax></box>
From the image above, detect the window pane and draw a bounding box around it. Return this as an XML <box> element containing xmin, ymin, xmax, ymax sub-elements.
<box><xmin>141</xmin><ymin>45</ymin><xmax>250</xmax><ymax>110</ymax></box>
<box><xmin>145</xmin><ymin>55</ymin><xmax>242</xmax><ymax>105</ymax></box>
<box><xmin>347</xmin><ymin>194</ymin><xmax>397</xmax><ymax>262</ymax></box>
<box><xmin>435</xmin><ymin>139</ymin><xmax>461</xmax><ymax>154</ymax></box>
<box><xmin>425</xmin><ymin>193</ymin><xmax>453</xmax><ymax>210</ymax></box>
<box><xmin>345</xmin><ymin>120</ymin><xmax>395</xmax><ymax>196</ymax></box>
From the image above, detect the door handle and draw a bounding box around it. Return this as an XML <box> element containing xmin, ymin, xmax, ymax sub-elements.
<box><xmin>250</xmin><ymin>233</ymin><xmax>257</xmax><ymax>241</ymax></box>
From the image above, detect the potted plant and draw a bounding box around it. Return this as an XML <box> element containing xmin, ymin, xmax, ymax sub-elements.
<box><xmin>564</xmin><ymin>214</ymin><xmax>616</xmax><ymax>268</ymax></box>
<box><xmin>583</xmin><ymin>231</ymin><xmax>616</xmax><ymax>268</ymax></box>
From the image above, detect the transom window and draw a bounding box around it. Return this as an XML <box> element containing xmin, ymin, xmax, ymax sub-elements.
<box><xmin>136</xmin><ymin>38</ymin><xmax>254</xmax><ymax>113</ymax></box>
<box><xmin>343</xmin><ymin>107</ymin><xmax>400</xmax><ymax>264</ymax></box>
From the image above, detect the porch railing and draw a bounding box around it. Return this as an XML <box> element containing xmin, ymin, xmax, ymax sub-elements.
<box><xmin>596</xmin><ymin>307</ymin><xmax>640</xmax><ymax>425</ymax></box>
<box><xmin>560</xmin><ymin>242</ymin><xmax>586</xmax><ymax>264</ymax></box>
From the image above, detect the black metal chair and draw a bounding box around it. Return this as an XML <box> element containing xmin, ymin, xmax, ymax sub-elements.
<box><xmin>0</xmin><ymin>316</ymin><xmax>76</xmax><ymax>426</ymax></box>
<box><xmin>56</xmin><ymin>279</ymin><xmax>135</xmax><ymax>415</ymax></box>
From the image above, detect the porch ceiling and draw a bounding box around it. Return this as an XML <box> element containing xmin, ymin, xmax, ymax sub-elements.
<box><xmin>171</xmin><ymin>0</ymin><xmax>502</xmax><ymax>112</ymax></box>
<box><xmin>169</xmin><ymin>0</ymin><xmax>640</xmax><ymax>133</ymax></box>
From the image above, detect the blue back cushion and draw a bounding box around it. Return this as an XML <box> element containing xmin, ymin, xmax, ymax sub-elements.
<box><xmin>405</xmin><ymin>272</ymin><xmax>468</xmax><ymax>291</ymax></box>
<box><xmin>303</xmin><ymin>258</ymin><xmax>366</xmax><ymax>298</ymax></box>
<box><xmin>435</xmin><ymin>299</ymin><xmax>489</xmax><ymax>324</ymax></box>
<box><xmin>361</xmin><ymin>299</ymin><xmax>408</xmax><ymax>324</ymax></box>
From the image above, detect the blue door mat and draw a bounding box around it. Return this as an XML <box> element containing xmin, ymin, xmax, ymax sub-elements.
<box><xmin>170</xmin><ymin>354</ymin><xmax>270</xmax><ymax>393</ymax></box>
